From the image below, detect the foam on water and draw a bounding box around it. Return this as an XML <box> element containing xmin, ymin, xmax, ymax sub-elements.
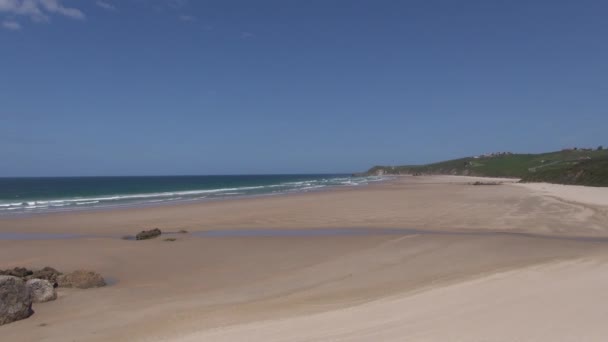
<box><xmin>0</xmin><ymin>175</ymin><xmax>386</xmax><ymax>215</ymax></box>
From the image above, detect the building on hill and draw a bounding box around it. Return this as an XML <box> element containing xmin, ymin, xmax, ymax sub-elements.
<box><xmin>477</xmin><ymin>152</ymin><xmax>513</xmax><ymax>158</ymax></box>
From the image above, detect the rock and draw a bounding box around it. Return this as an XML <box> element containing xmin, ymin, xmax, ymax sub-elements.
<box><xmin>25</xmin><ymin>279</ymin><xmax>56</xmax><ymax>303</ymax></box>
<box><xmin>1</xmin><ymin>267</ymin><xmax>63</xmax><ymax>287</ymax></box>
<box><xmin>472</xmin><ymin>181</ymin><xmax>501</xmax><ymax>186</ymax></box>
<box><xmin>0</xmin><ymin>267</ymin><xmax>33</xmax><ymax>278</ymax></box>
<box><xmin>29</xmin><ymin>267</ymin><xmax>62</xmax><ymax>287</ymax></box>
<box><xmin>136</xmin><ymin>228</ymin><xmax>162</xmax><ymax>240</ymax></box>
<box><xmin>0</xmin><ymin>275</ymin><xmax>33</xmax><ymax>326</ymax></box>
<box><xmin>57</xmin><ymin>270</ymin><xmax>106</xmax><ymax>289</ymax></box>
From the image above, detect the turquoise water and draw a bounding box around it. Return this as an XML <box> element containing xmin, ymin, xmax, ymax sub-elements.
<box><xmin>0</xmin><ymin>174</ymin><xmax>384</xmax><ymax>215</ymax></box>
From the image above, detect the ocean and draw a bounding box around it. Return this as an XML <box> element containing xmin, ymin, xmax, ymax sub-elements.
<box><xmin>0</xmin><ymin>174</ymin><xmax>383</xmax><ymax>215</ymax></box>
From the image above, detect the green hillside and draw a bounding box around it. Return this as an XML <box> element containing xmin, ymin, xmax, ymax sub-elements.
<box><xmin>364</xmin><ymin>148</ymin><xmax>608</xmax><ymax>186</ymax></box>
<box><xmin>520</xmin><ymin>157</ymin><xmax>608</xmax><ymax>186</ymax></box>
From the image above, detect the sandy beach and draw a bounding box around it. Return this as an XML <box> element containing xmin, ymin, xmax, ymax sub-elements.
<box><xmin>1</xmin><ymin>175</ymin><xmax>608</xmax><ymax>341</ymax></box>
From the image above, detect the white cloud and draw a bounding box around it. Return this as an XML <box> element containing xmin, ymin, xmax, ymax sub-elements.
<box><xmin>0</xmin><ymin>0</ymin><xmax>85</xmax><ymax>22</ymax></box>
<box><xmin>2</xmin><ymin>19</ymin><xmax>21</xmax><ymax>30</ymax></box>
<box><xmin>96</xmin><ymin>1</ymin><xmax>116</xmax><ymax>11</ymax></box>
<box><xmin>39</xmin><ymin>0</ymin><xmax>85</xmax><ymax>20</ymax></box>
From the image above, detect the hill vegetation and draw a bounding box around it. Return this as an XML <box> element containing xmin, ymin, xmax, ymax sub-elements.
<box><xmin>364</xmin><ymin>147</ymin><xmax>608</xmax><ymax>187</ymax></box>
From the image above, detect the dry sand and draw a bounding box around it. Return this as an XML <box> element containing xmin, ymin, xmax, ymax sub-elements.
<box><xmin>515</xmin><ymin>181</ymin><xmax>608</xmax><ymax>207</ymax></box>
<box><xmin>1</xmin><ymin>176</ymin><xmax>607</xmax><ymax>341</ymax></box>
<box><xmin>179</xmin><ymin>259</ymin><xmax>608</xmax><ymax>342</ymax></box>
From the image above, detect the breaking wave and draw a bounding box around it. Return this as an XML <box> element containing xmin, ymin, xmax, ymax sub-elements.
<box><xmin>0</xmin><ymin>175</ymin><xmax>385</xmax><ymax>215</ymax></box>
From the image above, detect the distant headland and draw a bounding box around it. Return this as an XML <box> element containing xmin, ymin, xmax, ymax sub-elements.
<box><xmin>361</xmin><ymin>146</ymin><xmax>608</xmax><ymax>187</ymax></box>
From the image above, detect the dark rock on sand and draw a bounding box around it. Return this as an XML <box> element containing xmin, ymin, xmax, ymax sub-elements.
<box><xmin>1</xmin><ymin>267</ymin><xmax>63</xmax><ymax>287</ymax></box>
<box><xmin>28</xmin><ymin>267</ymin><xmax>62</xmax><ymax>287</ymax></box>
<box><xmin>0</xmin><ymin>275</ymin><xmax>33</xmax><ymax>326</ymax></box>
<box><xmin>136</xmin><ymin>228</ymin><xmax>162</xmax><ymax>240</ymax></box>
<box><xmin>25</xmin><ymin>279</ymin><xmax>57</xmax><ymax>303</ymax></box>
<box><xmin>0</xmin><ymin>267</ymin><xmax>33</xmax><ymax>278</ymax></box>
<box><xmin>57</xmin><ymin>270</ymin><xmax>106</xmax><ymax>289</ymax></box>
<box><xmin>472</xmin><ymin>181</ymin><xmax>501</xmax><ymax>186</ymax></box>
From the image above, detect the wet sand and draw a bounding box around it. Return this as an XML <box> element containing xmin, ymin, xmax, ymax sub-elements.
<box><xmin>1</xmin><ymin>176</ymin><xmax>607</xmax><ymax>341</ymax></box>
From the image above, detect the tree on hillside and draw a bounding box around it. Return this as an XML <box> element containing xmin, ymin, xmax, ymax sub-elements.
<box><xmin>598</xmin><ymin>145</ymin><xmax>604</xmax><ymax>151</ymax></box>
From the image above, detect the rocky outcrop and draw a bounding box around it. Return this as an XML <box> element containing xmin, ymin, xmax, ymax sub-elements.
<box><xmin>472</xmin><ymin>181</ymin><xmax>501</xmax><ymax>186</ymax></box>
<box><xmin>0</xmin><ymin>276</ymin><xmax>33</xmax><ymax>326</ymax></box>
<box><xmin>136</xmin><ymin>228</ymin><xmax>162</xmax><ymax>240</ymax></box>
<box><xmin>1</xmin><ymin>267</ymin><xmax>105</xmax><ymax>289</ymax></box>
<box><xmin>25</xmin><ymin>279</ymin><xmax>57</xmax><ymax>303</ymax></box>
<box><xmin>30</xmin><ymin>267</ymin><xmax>62</xmax><ymax>287</ymax></box>
<box><xmin>0</xmin><ymin>267</ymin><xmax>33</xmax><ymax>279</ymax></box>
<box><xmin>57</xmin><ymin>270</ymin><xmax>106</xmax><ymax>289</ymax></box>
<box><xmin>0</xmin><ymin>267</ymin><xmax>63</xmax><ymax>287</ymax></box>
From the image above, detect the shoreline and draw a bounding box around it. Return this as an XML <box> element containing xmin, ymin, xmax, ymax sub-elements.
<box><xmin>4</xmin><ymin>174</ymin><xmax>606</xmax><ymax>221</ymax></box>
<box><xmin>1</xmin><ymin>175</ymin><xmax>607</xmax><ymax>237</ymax></box>
<box><xmin>0</xmin><ymin>175</ymin><xmax>388</xmax><ymax>218</ymax></box>
<box><xmin>0</xmin><ymin>180</ymin><xmax>377</xmax><ymax>222</ymax></box>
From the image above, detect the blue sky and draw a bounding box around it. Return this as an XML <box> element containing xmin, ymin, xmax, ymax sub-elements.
<box><xmin>1</xmin><ymin>0</ymin><xmax>607</xmax><ymax>176</ymax></box>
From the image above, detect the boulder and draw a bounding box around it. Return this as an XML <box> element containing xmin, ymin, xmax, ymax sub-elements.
<box><xmin>28</xmin><ymin>267</ymin><xmax>62</xmax><ymax>287</ymax></box>
<box><xmin>0</xmin><ymin>267</ymin><xmax>33</xmax><ymax>279</ymax></box>
<box><xmin>25</xmin><ymin>279</ymin><xmax>57</xmax><ymax>303</ymax></box>
<box><xmin>0</xmin><ymin>275</ymin><xmax>33</xmax><ymax>326</ymax></box>
<box><xmin>136</xmin><ymin>228</ymin><xmax>162</xmax><ymax>240</ymax></box>
<box><xmin>57</xmin><ymin>270</ymin><xmax>106</xmax><ymax>289</ymax></box>
<box><xmin>1</xmin><ymin>267</ymin><xmax>63</xmax><ymax>287</ymax></box>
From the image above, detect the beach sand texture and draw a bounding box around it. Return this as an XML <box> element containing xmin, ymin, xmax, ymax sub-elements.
<box><xmin>1</xmin><ymin>176</ymin><xmax>607</xmax><ymax>341</ymax></box>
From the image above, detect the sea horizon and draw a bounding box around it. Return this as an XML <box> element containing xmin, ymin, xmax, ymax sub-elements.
<box><xmin>0</xmin><ymin>172</ymin><xmax>360</xmax><ymax>178</ymax></box>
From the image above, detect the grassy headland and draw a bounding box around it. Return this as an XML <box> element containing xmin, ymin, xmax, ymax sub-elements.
<box><xmin>363</xmin><ymin>148</ymin><xmax>608</xmax><ymax>186</ymax></box>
